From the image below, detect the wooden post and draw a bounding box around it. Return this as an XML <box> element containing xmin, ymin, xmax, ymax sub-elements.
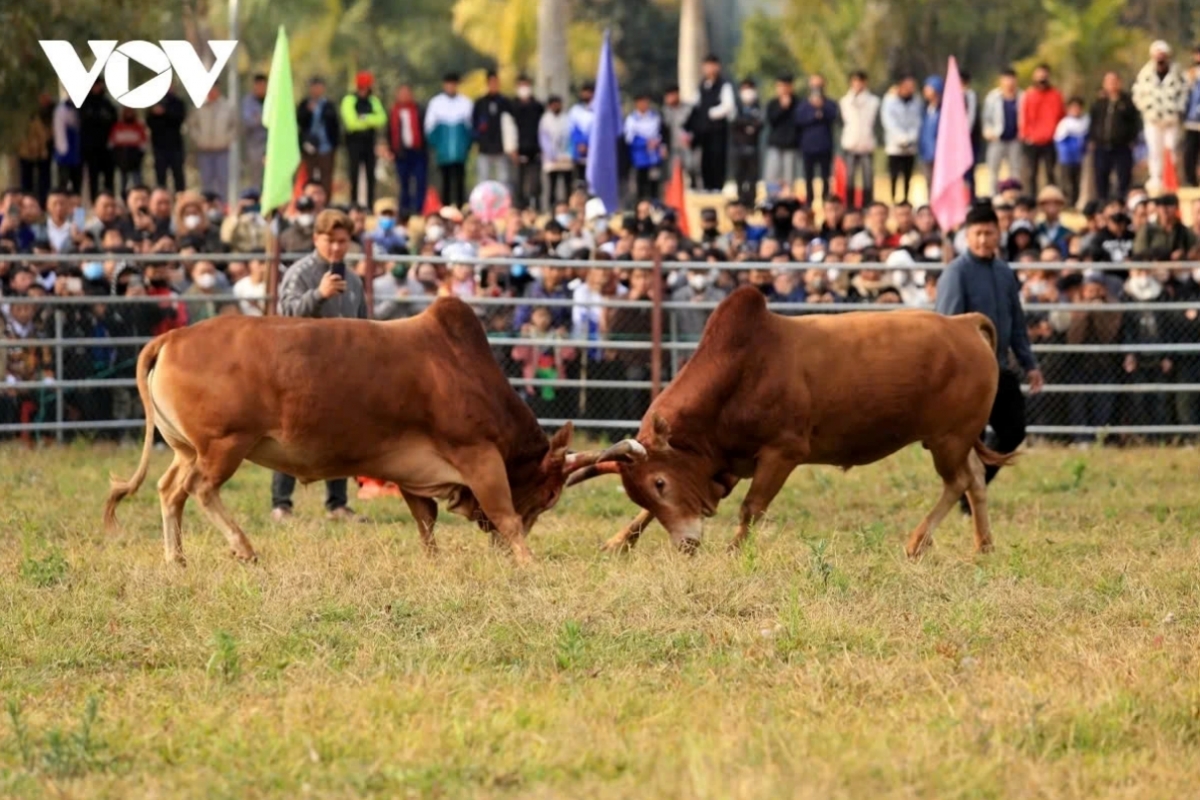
<box><xmin>265</xmin><ymin>215</ymin><xmax>281</xmax><ymax>316</ymax></box>
<box><xmin>650</xmin><ymin>245</ymin><xmax>664</xmax><ymax>399</ymax></box>
<box><xmin>363</xmin><ymin>238</ymin><xmax>375</xmax><ymax>320</ymax></box>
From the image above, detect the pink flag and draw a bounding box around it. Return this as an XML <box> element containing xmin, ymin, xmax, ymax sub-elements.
<box><xmin>930</xmin><ymin>56</ymin><xmax>974</xmax><ymax>233</ymax></box>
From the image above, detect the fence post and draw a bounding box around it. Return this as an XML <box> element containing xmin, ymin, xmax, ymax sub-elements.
<box><xmin>54</xmin><ymin>309</ymin><xmax>64</xmax><ymax>445</ymax></box>
<box><xmin>650</xmin><ymin>246</ymin><xmax>663</xmax><ymax>399</ymax></box>
<box><xmin>363</xmin><ymin>238</ymin><xmax>375</xmax><ymax>320</ymax></box>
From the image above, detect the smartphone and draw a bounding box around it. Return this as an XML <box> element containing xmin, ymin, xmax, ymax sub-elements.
<box><xmin>65</xmin><ymin>277</ymin><xmax>83</xmax><ymax>294</ymax></box>
<box><xmin>73</xmin><ymin>207</ymin><xmax>86</xmax><ymax>229</ymax></box>
<box><xmin>330</xmin><ymin>262</ymin><xmax>346</xmax><ymax>278</ymax></box>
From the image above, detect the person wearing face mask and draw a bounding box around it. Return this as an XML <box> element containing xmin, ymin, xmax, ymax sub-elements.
<box><xmin>796</xmin><ymin>76</ymin><xmax>841</xmax><ymax>203</ymax></box>
<box><xmin>671</xmin><ymin>266</ymin><xmax>725</xmax><ymax>342</ymax></box>
<box><xmin>510</xmin><ymin>75</ymin><xmax>545</xmax><ymax>211</ymax></box>
<box><xmin>692</xmin><ymin>55</ymin><xmax>737</xmax><ymax>191</ymax></box>
<box><xmin>369</xmin><ymin>202</ymin><xmax>409</xmax><ymax>255</ymax></box>
<box><xmin>732</xmin><ymin>80</ymin><xmax>764</xmax><ymax>207</ymax></box>
<box><xmin>1133</xmin><ymin>193</ymin><xmax>1197</xmax><ymax>261</ymax></box>
<box><xmin>221</xmin><ymin>188</ymin><xmax>269</xmax><ymax>253</ymax></box>
<box><xmin>1088</xmin><ymin>210</ymin><xmax>1134</xmax><ymax>263</ymax></box>
<box><xmin>279</xmin><ymin>196</ymin><xmax>317</xmax><ymax>257</ymax></box>
<box><xmin>1134</xmin><ymin>41</ymin><xmax>1190</xmax><ymax>194</ymax></box>
<box><xmin>182</xmin><ymin>260</ymin><xmax>235</xmax><ymax>323</ymax></box>
<box><xmin>172</xmin><ymin>191</ymin><xmax>223</xmax><ymax>253</ymax></box>
<box><xmin>1019</xmin><ymin>64</ymin><xmax>1065</xmax><ymax>195</ymax></box>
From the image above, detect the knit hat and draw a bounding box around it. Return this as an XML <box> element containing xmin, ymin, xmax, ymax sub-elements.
<box><xmin>924</xmin><ymin>75</ymin><xmax>944</xmax><ymax>94</ymax></box>
<box><xmin>355</xmin><ymin>71</ymin><xmax>373</xmax><ymax>90</ymax></box>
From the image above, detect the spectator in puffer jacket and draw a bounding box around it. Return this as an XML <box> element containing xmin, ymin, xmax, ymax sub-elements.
<box><xmin>1134</xmin><ymin>40</ymin><xmax>1189</xmax><ymax>195</ymax></box>
<box><xmin>881</xmin><ymin>76</ymin><xmax>922</xmax><ymax>203</ymax></box>
<box><xmin>1090</xmin><ymin>72</ymin><xmax>1141</xmax><ymax>202</ymax></box>
<box><xmin>918</xmin><ymin>76</ymin><xmax>942</xmax><ymax>184</ymax></box>
<box><xmin>189</xmin><ymin>85</ymin><xmax>237</xmax><ymax>198</ymax></box>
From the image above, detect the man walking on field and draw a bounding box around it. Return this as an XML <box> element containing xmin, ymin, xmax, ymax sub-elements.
<box><xmin>935</xmin><ymin>201</ymin><xmax>1044</xmax><ymax>512</ymax></box>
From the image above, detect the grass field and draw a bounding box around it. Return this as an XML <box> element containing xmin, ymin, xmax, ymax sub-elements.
<box><xmin>2</xmin><ymin>442</ymin><xmax>1199</xmax><ymax>799</ymax></box>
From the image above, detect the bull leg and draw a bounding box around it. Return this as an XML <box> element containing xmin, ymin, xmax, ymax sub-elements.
<box><xmin>964</xmin><ymin>449</ymin><xmax>994</xmax><ymax>554</ymax></box>
<box><xmin>157</xmin><ymin>452</ymin><xmax>193</xmax><ymax>566</ymax></box>
<box><xmin>600</xmin><ymin>509</ymin><xmax>655</xmax><ymax>554</ymax></box>
<box><xmin>401</xmin><ymin>491</ymin><xmax>439</xmax><ymax>555</ymax></box>
<box><xmin>728</xmin><ymin>450</ymin><xmax>796</xmax><ymax>552</ymax></box>
<box><xmin>457</xmin><ymin>448</ymin><xmax>533</xmax><ymax>565</ymax></box>
<box><xmin>189</xmin><ymin>438</ymin><xmax>258</xmax><ymax>562</ymax></box>
<box><xmin>905</xmin><ymin>443</ymin><xmax>973</xmax><ymax>559</ymax></box>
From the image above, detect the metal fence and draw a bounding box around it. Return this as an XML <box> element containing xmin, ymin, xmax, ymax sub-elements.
<box><xmin>3</xmin><ymin>254</ymin><xmax>1200</xmax><ymax>443</ymax></box>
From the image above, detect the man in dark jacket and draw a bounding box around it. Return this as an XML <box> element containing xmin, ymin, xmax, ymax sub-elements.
<box><xmin>296</xmin><ymin>77</ymin><xmax>341</xmax><ymax>198</ymax></box>
<box><xmin>795</xmin><ymin>79</ymin><xmax>840</xmax><ymax>203</ymax></box>
<box><xmin>1090</xmin><ymin>71</ymin><xmax>1141</xmax><ymax>201</ymax></box>
<box><xmin>388</xmin><ymin>84</ymin><xmax>427</xmax><ymax>215</ymax></box>
<box><xmin>935</xmin><ymin>201</ymin><xmax>1044</xmax><ymax>509</ymax></box>
<box><xmin>146</xmin><ymin>88</ymin><xmax>187</xmax><ymax>191</ymax></box>
<box><xmin>511</xmin><ymin>74</ymin><xmax>545</xmax><ymax>210</ymax></box>
<box><xmin>693</xmin><ymin>54</ymin><xmax>736</xmax><ymax>190</ymax></box>
<box><xmin>79</xmin><ymin>80</ymin><xmax>118</xmax><ymax>199</ymax></box>
<box><xmin>473</xmin><ymin>70</ymin><xmax>512</xmax><ymax>187</ymax></box>
<box><xmin>765</xmin><ymin>75</ymin><xmax>798</xmax><ymax>195</ymax></box>
<box><xmin>732</xmin><ymin>79</ymin><xmax>764</xmax><ymax>207</ymax></box>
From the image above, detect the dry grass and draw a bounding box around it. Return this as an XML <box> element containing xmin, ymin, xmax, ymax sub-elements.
<box><xmin>1</xmin><ymin>442</ymin><xmax>1199</xmax><ymax>799</ymax></box>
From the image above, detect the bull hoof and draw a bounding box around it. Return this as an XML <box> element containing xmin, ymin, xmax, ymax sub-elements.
<box><xmin>975</xmin><ymin>541</ymin><xmax>995</xmax><ymax>555</ymax></box>
<box><xmin>511</xmin><ymin>548</ymin><xmax>535</xmax><ymax>567</ymax></box>
<box><xmin>600</xmin><ymin>538</ymin><xmax>634</xmax><ymax>555</ymax></box>
<box><xmin>905</xmin><ymin>540</ymin><xmax>930</xmax><ymax>560</ymax></box>
<box><xmin>231</xmin><ymin>549</ymin><xmax>259</xmax><ymax>564</ymax></box>
<box><xmin>166</xmin><ymin>552</ymin><xmax>187</xmax><ymax>568</ymax></box>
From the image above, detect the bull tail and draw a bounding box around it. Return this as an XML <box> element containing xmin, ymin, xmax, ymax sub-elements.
<box><xmin>972</xmin><ymin>313</ymin><xmax>998</xmax><ymax>353</ymax></box>
<box><xmin>103</xmin><ymin>335</ymin><xmax>165</xmax><ymax>530</ymax></box>
<box><xmin>973</xmin><ymin>439</ymin><xmax>1018</xmax><ymax>468</ymax></box>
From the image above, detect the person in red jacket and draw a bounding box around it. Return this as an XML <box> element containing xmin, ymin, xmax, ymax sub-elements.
<box><xmin>107</xmin><ymin>108</ymin><xmax>149</xmax><ymax>197</ymax></box>
<box><xmin>1019</xmin><ymin>64</ymin><xmax>1065</xmax><ymax>195</ymax></box>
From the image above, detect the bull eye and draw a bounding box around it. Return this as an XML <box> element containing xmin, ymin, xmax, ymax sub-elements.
<box><xmin>654</xmin><ymin>477</ymin><xmax>666</xmax><ymax>494</ymax></box>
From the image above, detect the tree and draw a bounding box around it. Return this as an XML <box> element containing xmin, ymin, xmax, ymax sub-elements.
<box><xmin>677</xmin><ymin>0</ymin><xmax>706</xmax><ymax>104</ymax></box>
<box><xmin>1015</xmin><ymin>0</ymin><xmax>1150</xmax><ymax>97</ymax></box>
<box><xmin>538</xmin><ymin>0</ymin><xmax>571</xmax><ymax>100</ymax></box>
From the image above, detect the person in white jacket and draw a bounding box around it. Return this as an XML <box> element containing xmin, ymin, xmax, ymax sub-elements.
<box><xmin>1133</xmin><ymin>40</ymin><xmax>1189</xmax><ymax>194</ymax></box>
<box><xmin>839</xmin><ymin>71</ymin><xmax>881</xmax><ymax>207</ymax></box>
<box><xmin>982</xmin><ymin>69</ymin><xmax>1023</xmax><ymax>196</ymax></box>
<box><xmin>190</xmin><ymin>85</ymin><xmax>237</xmax><ymax>199</ymax></box>
<box><xmin>539</xmin><ymin>96</ymin><xmax>574</xmax><ymax>207</ymax></box>
<box><xmin>880</xmin><ymin>76</ymin><xmax>922</xmax><ymax>203</ymax></box>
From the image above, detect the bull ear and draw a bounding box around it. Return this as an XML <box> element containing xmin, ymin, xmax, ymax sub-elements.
<box><xmin>548</xmin><ymin>422</ymin><xmax>574</xmax><ymax>463</ymax></box>
<box><xmin>648</xmin><ymin>413</ymin><xmax>672</xmax><ymax>451</ymax></box>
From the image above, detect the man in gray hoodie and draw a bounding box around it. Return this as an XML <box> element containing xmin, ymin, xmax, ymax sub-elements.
<box><xmin>936</xmin><ymin>201</ymin><xmax>1043</xmax><ymax>509</ymax></box>
<box><xmin>271</xmin><ymin>208</ymin><xmax>368</xmax><ymax>522</ymax></box>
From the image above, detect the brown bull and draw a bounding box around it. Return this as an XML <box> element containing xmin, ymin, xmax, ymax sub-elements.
<box><xmin>569</xmin><ymin>286</ymin><xmax>1014</xmax><ymax>557</ymax></box>
<box><xmin>103</xmin><ymin>296</ymin><xmax>640</xmax><ymax>565</ymax></box>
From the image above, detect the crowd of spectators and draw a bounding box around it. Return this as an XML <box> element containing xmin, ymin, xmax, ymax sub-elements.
<box><xmin>9</xmin><ymin>42</ymin><xmax>1200</xmax><ymax>442</ymax></box>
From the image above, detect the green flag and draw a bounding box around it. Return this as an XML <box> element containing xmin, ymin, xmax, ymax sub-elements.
<box><xmin>260</xmin><ymin>26</ymin><xmax>300</xmax><ymax>217</ymax></box>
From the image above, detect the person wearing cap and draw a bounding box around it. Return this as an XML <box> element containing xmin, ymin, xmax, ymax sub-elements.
<box><xmin>271</xmin><ymin>208</ymin><xmax>367</xmax><ymax>523</ymax></box>
<box><xmin>368</xmin><ymin>199</ymin><xmax>408</xmax><ymax>255</ymax></box>
<box><xmin>424</xmin><ymin>73</ymin><xmax>473</xmax><ymax>208</ymax></box>
<box><xmin>1034</xmin><ymin>185</ymin><xmax>1074</xmax><ymax>255</ymax></box>
<box><xmin>189</xmin><ymin>84</ymin><xmax>236</xmax><ymax>198</ymax></box>
<box><xmin>1088</xmin><ymin>208</ymin><xmax>1134</xmax><ymax>263</ymax></box>
<box><xmin>387</xmin><ymin>84</ymin><xmax>427</xmax><ymax>216</ymax></box>
<box><xmin>297</xmin><ymin>77</ymin><xmax>341</xmax><ymax>198</ymax></box>
<box><xmin>694</xmin><ymin>54</ymin><xmax>737</xmax><ymax>191</ymax></box>
<box><xmin>279</xmin><ymin>195</ymin><xmax>317</xmax><ymax>255</ymax></box>
<box><xmin>1018</xmin><ymin>64</ymin><xmax>1065</xmax><ymax>195</ymax></box>
<box><xmin>1133</xmin><ymin>193</ymin><xmax>1197</xmax><ymax>261</ymax></box>
<box><xmin>918</xmin><ymin>76</ymin><xmax>943</xmax><ymax>184</ymax></box>
<box><xmin>473</xmin><ymin>70</ymin><xmax>515</xmax><ymax>187</ymax></box>
<box><xmin>840</xmin><ymin>70</ymin><xmax>881</xmax><ymax>207</ymax></box>
<box><xmin>698</xmin><ymin>207</ymin><xmax>721</xmax><ymax>247</ymax></box>
<box><xmin>765</xmin><ymin>75</ymin><xmax>799</xmax><ymax>194</ymax></box>
<box><xmin>512</xmin><ymin>75</ymin><xmax>545</xmax><ymax>210</ymax></box>
<box><xmin>881</xmin><ymin>76</ymin><xmax>922</xmax><ymax>203</ymax></box>
<box><xmin>732</xmin><ymin>80</ymin><xmax>764</xmax><ymax>206</ymax></box>
<box><xmin>1134</xmin><ymin>41</ymin><xmax>1189</xmax><ymax>193</ymax></box>
<box><xmin>983</xmin><ymin>69</ymin><xmax>1024</xmax><ymax>196</ymax></box>
<box><xmin>340</xmin><ymin>71</ymin><xmax>388</xmax><ymax>207</ymax></box>
<box><xmin>796</xmin><ymin>75</ymin><xmax>841</xmax><ymax>203</ymax></box>
<box><xmin>936</xmin><ymin>201</ymin><xmax>1043</xmax><ymax>507</ymax></box>
<box><xmin>1089</xmin><ymin>72</ymin><xmax>1140</xmax><ymax>202</ymax></box>
<box><xmin>220</xmin><ymin>188</ymin><xmax>268</xmax><ymax>253</ymax></box>
<box><xmin>567</xmin><ymin>81</ymin><xmax>597</xmax><ymax>183</ymax></box>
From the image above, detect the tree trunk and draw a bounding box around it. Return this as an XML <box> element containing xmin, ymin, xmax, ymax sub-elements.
<box><xmin>678</xmin><ymin>0</ymin><xmax>707</xmax><ymax>105</ymax></box>
<box><xmin>537</xmin><ymin>0</ymin><xmax>570</xmax><ymax>101</ymax></box>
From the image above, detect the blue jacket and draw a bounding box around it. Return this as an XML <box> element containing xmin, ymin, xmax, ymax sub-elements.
<box><xmin>919</xmin><ymin>103</ymin><xmax>940</xmax><ymax>163</ymax></box>
<box><xmin>935</xmin><ymin>251</ymin><xmax>1038</xmax><ymax>372</ymax></box>
<box><xmin>794</xmin><ymin>99</ymin><xmax>840</xmax><ymax>155</ymax></box>
<box><xmin>1186</xmin><ymin>80</ymin><xmax>1200</xmax><ymax>126</ymax></box>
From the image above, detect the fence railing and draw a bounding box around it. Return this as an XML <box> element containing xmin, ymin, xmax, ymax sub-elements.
<box><xmin>2</xmin><ymin>254</ymin><xmax>1200</xmax><ymax>441</ymax></box>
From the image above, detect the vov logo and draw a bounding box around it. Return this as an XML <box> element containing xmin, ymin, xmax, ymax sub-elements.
<box><xmin>39</xmin><ymin>40</ymin><xmax>238</xmax><ymax>109</ymax></box>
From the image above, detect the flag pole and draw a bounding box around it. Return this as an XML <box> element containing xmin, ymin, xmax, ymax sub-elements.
<box><xmin>266</xmin><ymin>213</ymin><xmax>281</xmax><ymax>316</ymax></box>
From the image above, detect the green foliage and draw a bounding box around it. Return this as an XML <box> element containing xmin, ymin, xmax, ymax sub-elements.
<box><xmin>18</xmin><ymin>550</ymin><xmax>68</xmax><ymax>588</ymax></box>
<box><xmin>6</xmin><ymin>696</ymin><xmax>116</xmax><ymax>779</ymax></box>
<box><xmin>205</xmin><ymin>630</ymin><xmax>241</xmax><ymax>683</ymax></box>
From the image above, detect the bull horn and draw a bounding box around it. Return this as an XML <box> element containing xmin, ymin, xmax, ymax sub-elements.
<box><xmin>565</xmin><ymin>461</ymin><xmax>622</xmax><ymax>487</ymax></box>
<box><xmin>564</xmin><ymin>439</ymin><xmax>647</xmax><ymax>473</ymax></box>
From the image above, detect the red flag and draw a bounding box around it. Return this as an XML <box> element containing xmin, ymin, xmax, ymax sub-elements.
<box><xmin>665</xmin><ymin>159</ymin><xmax>690</xmax><ymax>238</ymax></box>
<box><xmin>1164</xmin><ymin>149</ymin><xmax>1179</xmax><ymax>192</ymax></box>
<box><xmin>421</xmin><ymin>185</ymin><xmax>443</xmax><ymax>216</ymax></box>
<box><xmin>832</xmin><ymin>156</ymin><xmax>847</xmax><ymax>204</ymax></box>
<box><xmin>291</xmin><ymin>161</ymin><xmax>307</xmax><ymax>202</ymax></box>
